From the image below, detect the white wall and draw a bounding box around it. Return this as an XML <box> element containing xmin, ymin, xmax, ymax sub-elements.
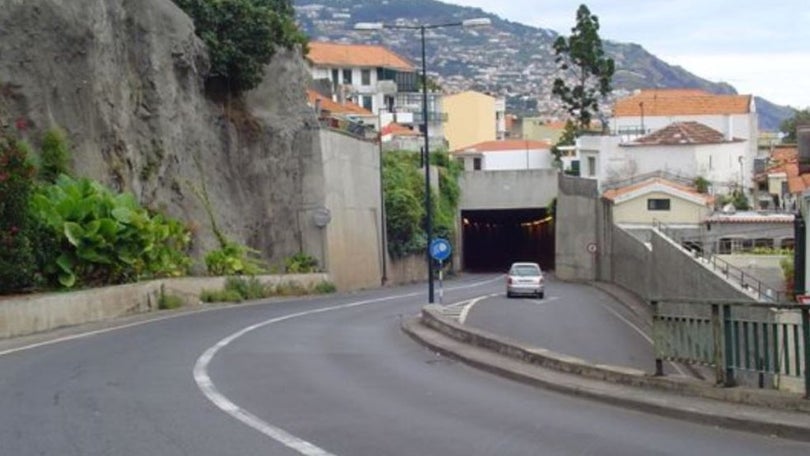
<box><xmin>482</xmin><ymin>149</ymin><xmax>553</xmax><ymax>170</ymax></box>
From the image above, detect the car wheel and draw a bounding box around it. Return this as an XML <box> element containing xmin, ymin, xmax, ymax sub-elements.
<box><xmin>506</xmin><ymin>291</ymin><xmax>512</xmax><ymax>298</ymax></box>
<box><xmin>537</xmin><ymin>292</ymin><xmax>544</xmax><ymax>299</ymax></box>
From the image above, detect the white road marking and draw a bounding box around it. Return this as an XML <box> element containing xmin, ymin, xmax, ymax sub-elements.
<box><xmin>194</xmin><ymin>278</ymin><xmax>500</xmax><ymax>456</ymax></box>
<box><xmin>458</xmin><ymin>294</ymin><xmax>499</xmax><ymax>324</ymax></box>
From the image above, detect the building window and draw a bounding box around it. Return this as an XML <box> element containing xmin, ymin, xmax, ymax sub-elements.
<box><xmin>342</xmin><ymin>69</ymin><xmax>352</xmax><ymax>84</ymax></box>
<box><xmin>753</xmin><ymin>238</ymin><xmax>774</xmax><ymax>250</ymax></box>
<box><xmin>587</xmin><ymin>156</ymin><xmax>596</xmax><ymax>176</ymax></box>
<box><xmin>647</xmin><ymin>198</ymin><xmax>671</xmax><ymax>211</ymax></box>
<box><xmin>361</xmin><ymin>95</ymin><xmax>372</xmax><ymax>111</ymax></box>
<box><xmin>361</xmin><ymin>69</ymin><xmax>371</xmax><ymax>86</ymax></box>
<box><xmin>331</xmin><ymin>69</ymin><xmax>339</xmax><ymax>90</ymax></box>
<box><xmin>473</xmin><ymin>158</ymin><xmax>482</xmax><ymax>170</ymax></box>
<box><xmin>781</xmin><ymin>238</ymin><xmax>795</xmax><ymax>250</ymax></box>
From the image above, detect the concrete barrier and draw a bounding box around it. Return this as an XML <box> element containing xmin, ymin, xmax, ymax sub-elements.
<box><xmin>418</xmin><ymin>304</ymin><xmax>810</xmax><ymax>413</ymax></box>
<box><xmin>0</xmin><ymin>274</ymin><xmax>330</xmax><ymax>339</ymax></box>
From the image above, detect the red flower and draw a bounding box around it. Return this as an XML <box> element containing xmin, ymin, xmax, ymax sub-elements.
<box><xmin>14</xmin><ymin>116</ymin><xmax>28</xmax><ymax>132</ymax></box>
<box><xmin>0</xmin><ymin>172</ymin><xmax>8</xmax><ymax>182</ymax></box>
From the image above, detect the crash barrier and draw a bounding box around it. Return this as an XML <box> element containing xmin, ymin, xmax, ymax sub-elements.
<box><xmin>652</xmin><ymin>299</ymin><xmax>810</xmax><ymax>397</ymax></box>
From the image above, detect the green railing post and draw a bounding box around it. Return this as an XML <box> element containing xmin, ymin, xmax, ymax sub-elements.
<box><xmin>651</xmin><ymin>300</ymin><xmax>664</xmax><ymax>376</ymax></box>
<box><xmin>723</xmin><ymin>304</ymin><xmax>736</xmax><ymax>387</ymax></box>
<box><xmin>711</xmin><ymin>304</ymin><xmax>724</xmax><ymax>384</ymax></box>
<box><xmin>802</xmin><ymin>306</ymin><xmax>810</xmax><ymax>399</ymax></box>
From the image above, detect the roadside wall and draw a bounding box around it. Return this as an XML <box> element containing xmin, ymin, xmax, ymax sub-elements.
<box><xmin>310</xmin><ymin>129</ymin><xmax>383</xmax><ymax>290</ymax></box>
<box><xmin>0</xmin><ymin>274</ymin><xmax>329</xmax><ymax>339</ymax></box>
<box><xmin>610</xmin><ymin>225</ymin><xmax>652</xmax><ymax>299</ymax></box>
<box><xmin>555</xmin><ymin>174</ymin><xmax>599</xmax><ymax>280</ymax></box>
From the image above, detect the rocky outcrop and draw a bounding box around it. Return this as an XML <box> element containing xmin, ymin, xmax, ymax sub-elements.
<box><xmin>0</xmin><ymin>0</ymin><xmax>319</xmax><ymax>268</ymax></box>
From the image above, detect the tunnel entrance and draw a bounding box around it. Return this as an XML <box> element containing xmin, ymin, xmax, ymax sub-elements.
<box><xmin>461</xmin><ymin>208</ymin><xmax>554</xmax><ymax>272</ymax></box>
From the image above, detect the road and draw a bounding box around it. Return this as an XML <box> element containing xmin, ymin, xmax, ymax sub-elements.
<box><xmin>462</xmin><ymin>275</ymin><xmax>657</xmax><ymax>372</ymax></box>
<box><xmin>1</xmin><ymin>274</ymin><xmax>808</xmax><ymax>455</ymax></box>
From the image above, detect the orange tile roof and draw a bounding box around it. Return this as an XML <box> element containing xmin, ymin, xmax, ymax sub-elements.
<box><xmin>628</xmin><ymin>121</ymin><xmax>738</xmax><ymax>146</ymax></box>
<box><xmin>307</xmin><ymin>90</ymin><xmax>372</xmax><ymax>116</ymax></box>
<box><xmin>603</xmin><ymin>177</ymin><xmax>714</xmax><ymax>205</ymax></box>
<box><xmin>381</xmin><ymin>122</ymin><xmax>420</xmax><ymax>137</ymax></box>
<box><xmin>614</xmin><ymin>89</ymin><xmax>752</xmax><ymax>117</ymax></box>
<box><xmin>753</xmin><ymin>146</ymin><xmax>810</xmax><ymax>194</ymax></box>
<box><xmin>306</xmin><ymin>41</ymin><xmax>414</xmax><ymax>71</ymax></box>
<box><xmin>452</xmin><ymin>139</ymin><xmax>551</xmax><ymax>154</ymax></box>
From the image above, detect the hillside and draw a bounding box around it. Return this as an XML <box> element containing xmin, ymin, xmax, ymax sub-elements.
<box><xmin>295</xmin><ymin>0</ymin><xmax>792</xmax><ymax>131</ymax></box>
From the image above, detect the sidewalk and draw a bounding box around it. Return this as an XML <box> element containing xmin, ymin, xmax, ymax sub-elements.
<box><xmin>402</xmin><ymin>304</ymin><xmax>810</xmax><ymax>442</ymax></box>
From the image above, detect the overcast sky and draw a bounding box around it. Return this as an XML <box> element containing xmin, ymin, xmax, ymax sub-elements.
<box><xmin>447</xmin><ymin>0</ymin><xmax>810</xmax><ymax>109</ymax></box>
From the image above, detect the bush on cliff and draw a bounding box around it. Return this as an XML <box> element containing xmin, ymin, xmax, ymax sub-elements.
<box><xmin>0</xmin><ymin>137</ymin><xmax>37</xmax><ymax>293</ymax></box>
<box><xmin>172</xmin><ymin>0</ymin><xmax>308</xmax><ymax>94</ymax></box>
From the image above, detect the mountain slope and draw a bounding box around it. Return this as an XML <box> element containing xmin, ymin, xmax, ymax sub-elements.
<box><xmin>295</xmin><ymin>0</ymin><xmax>791</xmax><ymax>131</ymax></box>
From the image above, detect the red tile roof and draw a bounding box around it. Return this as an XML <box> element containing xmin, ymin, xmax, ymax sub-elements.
<box><xmin>754</xmin><ymin>146</ymin><xmax>810</xmax><ymax>194</ymax></box>
<box><xmin>627</xmin><ymin>121</ymin><xmax>739</xmax><ymax>146</ymax></box>
<box><xmin>452</xmin><ymin>139</ymin><xmax>551</xmax><ymax>154</ymax></box>
<box><xmin>614</xmin><ymin>89</ymin><xmax>752</xmax><ymax>117</ymax></box>
<box><xmin>307</xmin><ymin>41</ymin><xmax>414</xmax><ymax>71</ymax></box>
<box><xmin>381</xmin><ymin>122</ymin><xmax>420</xmax><ymax>137</ymax></box>
<box><xmin>307</xmin><ymin>90</ymin><xmax>372</xmax><ymax>115</ymax></box>
<box><xmin>603</xmin><ymin>177</ymin><xmax>714</xmax><ymax>206</ymax></box>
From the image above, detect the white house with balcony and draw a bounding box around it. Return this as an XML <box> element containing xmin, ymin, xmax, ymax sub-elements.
<box><xmin>306</xmin><ymin>41</ymin><xmax>445</xmax><ymax>150</ymax></box>
<box><xmin>452</xmin><ymin>139</ymin><xmax>553</xmax><ymax>171</ymax></box>
<box><xmin>610</xmin><ymin>89</ymin><xmax>758</xmax><ymax>190</ymax></box>
<box><xmin>579</xmin><ymin>121</ymin><xmax>750</xmax><ymax>195</ymax></box>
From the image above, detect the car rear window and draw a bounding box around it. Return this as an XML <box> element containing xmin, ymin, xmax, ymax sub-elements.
<box><xmin>512</xmin><ymin>265</ymin><xmax>540</xmax><ymax>276</ymax></box>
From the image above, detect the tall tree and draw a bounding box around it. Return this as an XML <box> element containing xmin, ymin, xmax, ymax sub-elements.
<box><xmin>552</xmin><ymin>4</ymin><xmax>615</xmax><ymax>131</ymax></box>
<box><xmin>779</xmin><ymin>108</ymin><xmax>810</xmax><ymax>143</ymax></box>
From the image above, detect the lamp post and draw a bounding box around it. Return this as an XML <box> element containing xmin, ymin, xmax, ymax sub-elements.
<box><xmin>355</xmin><ymin>18</ymin><xmax>490</xmax><ymax>303</ymax></box>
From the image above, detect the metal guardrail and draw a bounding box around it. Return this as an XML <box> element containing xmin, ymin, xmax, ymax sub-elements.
<box><xmin>652</xmin><ymin>220</ymin><xmax>789</xmax><ymax>302</ymax></box>
<box><xmin>651</xmin><ymin>299</ymin><xmax>810</xmax><ymax>397</ymax></box>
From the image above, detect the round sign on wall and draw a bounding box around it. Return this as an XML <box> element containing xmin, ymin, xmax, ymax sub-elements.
<box><xmin>586</xmin><ymin>242</ymin><xmax>597</xmax><ymax>254</ymax></box>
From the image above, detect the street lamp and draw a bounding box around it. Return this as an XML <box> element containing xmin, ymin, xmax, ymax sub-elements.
<box><xmin>355</xmin><ymin>17</ymin><xmax>491</xmax><ymax>303</ymax></box>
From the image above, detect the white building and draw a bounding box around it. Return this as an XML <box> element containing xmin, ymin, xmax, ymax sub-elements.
<box><xmin>452</xmin><ymin>139</ymin><xmax>553</xmax><ymax>171</ymax></box>
<box><xmin>306</xmin><ymin>41</ymin><xmax>445</xmax><ymax>150</ymax></box>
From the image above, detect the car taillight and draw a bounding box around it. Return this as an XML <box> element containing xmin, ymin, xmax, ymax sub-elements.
<box><xmin>539</xmin><ymin>276</ymin><xmax>544</xmax><ymax>283</ymax></box>
<box><xmin>507</xmin><ymin>277</ymin><xmax>513</xmax><ymax>284</ymax></box>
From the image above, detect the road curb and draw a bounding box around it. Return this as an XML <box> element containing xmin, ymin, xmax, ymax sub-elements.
<box><xmin>402</xmin><ymin>305</ymin><xmax>810</xmax><ymax>441</ymax></box>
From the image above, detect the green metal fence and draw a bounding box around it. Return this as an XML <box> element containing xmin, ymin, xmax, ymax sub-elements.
<box><xmin>652</xmin><ymin>300</ymin><xmax>810</xmax><ymax>397</ymax></box>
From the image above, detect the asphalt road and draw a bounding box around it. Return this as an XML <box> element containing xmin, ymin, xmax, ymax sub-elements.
<box><xmin>1</xmin><ymin>274</ymin><xmax>808</xmax><ymax>455</ymax></box>
<box><xmin>462</xmin><ymin>275</ymin><xmax>657</xmax><ymax>372</ymax></box>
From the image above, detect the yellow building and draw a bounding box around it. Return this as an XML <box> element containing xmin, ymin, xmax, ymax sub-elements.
<box><xmin>442</xmin><ymin>91</ymin><xmax>497</xmax><ymax>151</ymax></box>
<box><xmin>603</xmin><ymin>178</ymin><xmax>715</xmax><ymax>226</ymax></box>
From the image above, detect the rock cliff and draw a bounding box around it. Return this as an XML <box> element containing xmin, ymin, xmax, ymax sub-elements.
<box><xmin>0</xmin><ymin>0</ymin><xmax>319</xmax><ymax>268</ymax></box>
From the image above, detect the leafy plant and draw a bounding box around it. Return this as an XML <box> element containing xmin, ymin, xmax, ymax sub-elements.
<box><xmin>552</xmin><ymin>4</ymin><xmax>615</xmax><ymax>131</ymax></box>
<box><xmin>29</xmin><ymin>175</ymin><xmax>192</xmax><ymax>288</ymax></box>
<box><xmin>312</xmin><ymin>280</ymin><xmax>337</xmax><ymax>294</ymax></box>
<box><xmin>172</xmin><ymin>0</ymin><xmax>308</xmax><ymax>94</ymax></box>
<box><xmin>694</xmin><ymin>176</ymin><xmax>710</xmax><ymax>194</ymax></box>
<box><xmin>205</xmin><ymin>242</ymin><xmax>267</xmax><ymax>276</ymax></box>
<box><xmin>38</xmin><ymin>128</ymin><xmax>72</xmax><ymax>183</ymax></box>
<box><xmin>284</xmin><ymin>252</ymin><xmax>319</xmax><ymax>273</ymax></box>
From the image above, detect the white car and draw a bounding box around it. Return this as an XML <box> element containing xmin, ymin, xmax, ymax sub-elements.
<box><xmin>506</xmin><ymin>262</ymin><xmax>544</xmax><ymax>299</ymax></box>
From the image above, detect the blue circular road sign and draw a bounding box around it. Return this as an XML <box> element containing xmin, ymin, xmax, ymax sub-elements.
<box><xmin>429</xmin><ymin>238</ymin><xmax>452</xmax><ymax>262</ymax></box>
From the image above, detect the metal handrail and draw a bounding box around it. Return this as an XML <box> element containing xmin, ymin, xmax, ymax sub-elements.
<box><xmin>652</xmin><ymin>219</ymin><xmax>787</xmax><ymax>302</ymax></box>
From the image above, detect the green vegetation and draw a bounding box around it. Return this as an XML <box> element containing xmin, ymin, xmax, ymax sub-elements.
<box><xmin>172</xmin><ymin>0</ymin><xmax>308</xmax><ymax>94</ymax></box>
<box><xmin>200</xmin><ymin>275</ymin><xmax>336</xmax><ymax>302</ymax></box>
<box><xmin>780</xmin><ymin>255</ymin><xmax>795</xmax><ymax>301</ymax></box>
<box><xmin>205</xmin><ymin>242</ymin><xmax>267</xmax><ymax>276</ymax></box>
<box><xmin>551</xmin><ymin>120</ymin><xmax>577</xmax><ymax>172</ymax></box>
<box><xmin>719</xmin><ymin>190</ymin><xmax>750</xmax><ymax>211</ymax></box>
<box><xmin>694</xmin><ymin>176</ymin><xmax>710</xmax><ymax>194</ymax></box>
<box><xmin>552</xmin><ymin>4</ymin><xmax>615</xmax><ymax>131</ymax></box>
<box><xmin>779</xmin><ymin>107</ymin><xmax>810</xmax><ymax>143</ymax></box>
<box><xmin>0</xmin><ymin>136</ymin><xmax>36</xmax><ymax>293</ymax></box>
<box><xmin>38</xmin><ymin>128</ymin><xmax>72</xmax><ymax>183</ymax></box>
<box><xmin>285</xmin><ymin>252</ymin><xmax>319</xmax><ymax>273</ymax></box>
<box><xmin>30</xmin><ymin>175</ymin><xmax>192</xmax><ymax>288</ymax></box>
<box><xmin>381</xmin><ymin>150</ymin><xmax>461</xmax><ymax>259</ymax></box>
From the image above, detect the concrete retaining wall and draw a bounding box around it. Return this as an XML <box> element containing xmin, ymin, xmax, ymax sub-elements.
<box><xmin>555</xmin><ymin>175</ymin><xmax>599</xmax><ymax>280</ymax></box>
<box><xmin>0</xmin><ymin>273</ymin><xmax>329</xmax><ymax>339</ymax></box>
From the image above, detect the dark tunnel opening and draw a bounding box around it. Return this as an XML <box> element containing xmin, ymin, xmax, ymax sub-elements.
<box><xmin>461</xmin><ymin>208</ymin><xmax>555</xmax><ymax>272</ymax></box>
